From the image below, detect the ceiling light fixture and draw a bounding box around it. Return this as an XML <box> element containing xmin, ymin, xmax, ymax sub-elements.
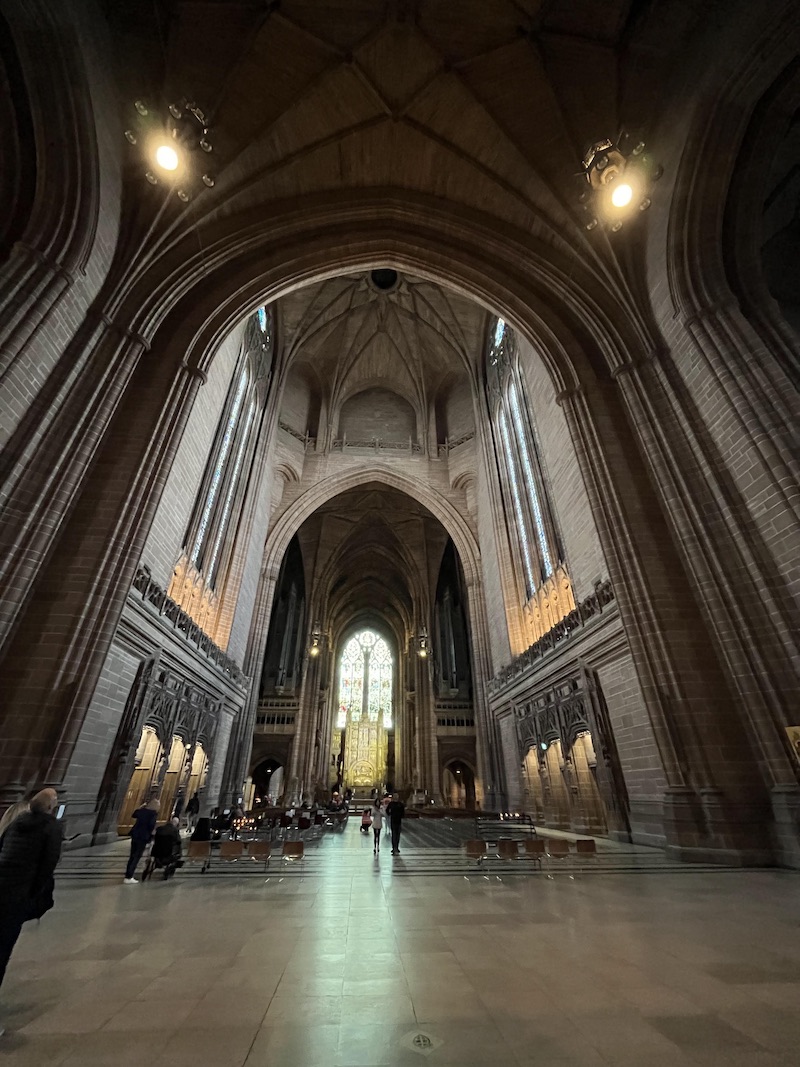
<box><xmin>125</xmin><ymin>98</ymin><xmax>217</xmax><ymax>200</ymax></box>
<box><xmin>579</xmin><ymin>133</ymin><xmax>662</xmax><ymax>232</ymax></box>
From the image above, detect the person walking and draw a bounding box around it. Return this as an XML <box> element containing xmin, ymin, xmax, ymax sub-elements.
<box><xmin>370</xmin><ymin>799</ymin><xmax>384</xmax><ymax>854</ymax></box>
<box><xmin>386</xmin><ymin>793</ymin><xmax>405</xmax><ymax>855</ymax></box>
<box><xmin>0</xmin><ymin>788</ymin><xmax>62</xmax><ymax>1032</ymax></box>
<box><xmin>185</xmin><ymin>792</ymin><xmax>200</xmax><ymax>834</ymax></box>
<box><xmin>124</xmin><ymin>798</ymin><xmax>160</xmax><ymax>884</ymax></box>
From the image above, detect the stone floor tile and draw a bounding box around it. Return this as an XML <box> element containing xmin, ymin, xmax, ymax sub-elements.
<box><xmin>0</xmin><ymin>1032</ymin><xmax>78</xmax><ymax>1066</ymax></box>
<box><xmin>246</xmin><ymin>1023</ymin><xmax>340</xmax><ymax>1067</ymax></box>
<box><xmin>59</xmin><ymin>1030</ymin><xmax>158</xmax><ymax>1065</ymax></box>
<box><xmin>263</xmin><ymin>994</ymin><xmax>344</xmax><ymax>1026</ymax></box>
<box><xmin>160</xmin><ymin>1024</ymin><xmax>261</xmax><ymax>1067</ymax></box>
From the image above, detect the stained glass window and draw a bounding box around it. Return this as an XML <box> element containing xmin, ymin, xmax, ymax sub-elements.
<box><xmin>190</xmin><ymin>366</ymin><xmax>248</xmax><ymax>569</ymax></box>
<box><xmin>498</xmin><ymin>406</ymin><xmax>537</xmax><ymax>596</ymax></box>
<box><xmin>336</xmin><ymin>630</ymin><xmax>392</xmax><ymax>729</ymax></box>
<box><xmin>488</xmin><ymin>317</ymin><xmax>506</xmax><ymax>366</ymax></box>
<box><xmin>185</xmin><ymin>303</ymin><xmax>273</xmax><ymax>591</ymax></box>
<box><xmin>507</xmin><ymin>378</ymin><xmax>553</xmax><ymax>577</ymax></box>
<box><xmin>488</xmin><ymin>316</ymin><xmax>559</xmax><ymax>600</ymax></box>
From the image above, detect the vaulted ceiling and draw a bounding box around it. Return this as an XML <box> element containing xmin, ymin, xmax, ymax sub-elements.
<box><xmin>296</xmin><ymin>482</ymin><xmax>449</xmax><ymax>640</ymax></box>
<box><xmin>107</xmin><ymin>0</ymin><xmax>718</xmax><ymax>281</ymax></box>
<box><xmin>277</xmin><ymin>269</ymin><xmax>486</xmax><ymax>414</ymax></box>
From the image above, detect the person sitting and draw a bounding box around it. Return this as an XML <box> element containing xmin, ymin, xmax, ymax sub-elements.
<box><xmin>144</xmin><ymin>818</ymin><xmax>182</xmax><ymax>881</ymax></box>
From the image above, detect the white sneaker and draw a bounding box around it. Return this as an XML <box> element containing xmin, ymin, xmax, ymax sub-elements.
<box><xmin>123</xmin><ymin>877</ymin><xmax>139</xmax><ymax>885</ymax></box>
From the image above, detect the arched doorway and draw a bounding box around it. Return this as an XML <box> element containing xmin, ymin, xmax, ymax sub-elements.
<box><xmin>252</xmin><ymin>757</ymin><xmax>284</xmax><ymax>805</ymax></box>
<box><xmin>443</xmin><ymin>760</ymin><xmax>476</xmax><ymax>810</ymax></box>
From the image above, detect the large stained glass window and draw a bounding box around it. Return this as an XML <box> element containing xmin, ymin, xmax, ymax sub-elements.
<box><xmin>336</xmin><ymin>630</ymin><xmax>393</xmax><ymax>728</ymax></box>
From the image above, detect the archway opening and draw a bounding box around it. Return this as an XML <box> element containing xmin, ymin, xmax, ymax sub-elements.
<box><xmin>251</xmin><ymin>757</ymin><xmax>285</xmax><ymax>806</ymax></box>
<box><xmin>442</xmin><ymin>759</ymin><xmax>476</xmax><ymax>810</ymax></box>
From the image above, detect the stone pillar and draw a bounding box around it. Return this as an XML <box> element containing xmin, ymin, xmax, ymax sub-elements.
<box><xmin>0</xmin><ymin>315</ymin><xmax>150</xmax><ymax>650</ymax></box>
<box><xmin>465</xmin><ymin>575</ymin><xmax>503</xmax><ymax>810</ymax></box>
<box><xmin>627</xmin><ymin>311</ymin><xmax>800</xmax><ymax>865</ymax></box>
<box><xmin>0</xmin><ymin>355</ymin><xmax>205</xmax><ymax>804</ymax></box>
<box><xmin>220</xmin><ymin>563</ymin><xmax>281</xmax><ymax>803</ymax></box>
<box><xmin>205</xmin><ymin>705</ymin><xmax>236</xmax><ymax>813</ymax></box>
<box><xmin>558</xmin><ymin>382</ymin><xmax>772</xmax><ymax>863</ymax></box>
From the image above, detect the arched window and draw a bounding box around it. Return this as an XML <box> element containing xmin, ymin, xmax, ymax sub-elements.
<box><xmin>488</xmin><ymin>317</ymin><xmax>560</xmax><ymax>602</ymax></box>
<box><xmin>185</xmin><ymin>306</ymin><xmax>271</xmax><ymax>590</ymax></box>
<box><xmin>336</xmin><ymin>630</ymin><xmax>393</xmax><ymax>729</ymax></box>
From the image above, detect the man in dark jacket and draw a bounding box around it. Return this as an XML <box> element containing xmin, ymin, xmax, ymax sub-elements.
<box><xmin>124</xmin><ymin>799</ymin><xmax>159</xmax><ymax>884</ymax></box>
<box><xmin>386</xmin><ymin>793</ymin><xmax>406</xmax><ymax>855</ymax></box>
<box><xmin>0</xmin><ymin>788</ymin><xmax>62</xmax><ymax>998</ymax></box>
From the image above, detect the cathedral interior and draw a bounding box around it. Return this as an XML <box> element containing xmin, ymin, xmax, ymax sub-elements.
<box><xmin>0</xmin><ymin>0</ymin><xmax>799</xmax><ymax>1061</ymax></box>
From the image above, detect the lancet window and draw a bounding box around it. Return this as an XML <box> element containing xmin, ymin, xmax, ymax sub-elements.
<box><xmin>185</xmin><ymin>307</ymin><xmax>271</xmax><ymax>590</ymax></box>
<box><xmin>336</xmin><ymin>630</ymin><xmax>393</xmax><ymax>729</ymax></box>
<box><xmin>487</xmin><ymin>317</ymin><xmax>560</xmax><ymax>603</ymax></box>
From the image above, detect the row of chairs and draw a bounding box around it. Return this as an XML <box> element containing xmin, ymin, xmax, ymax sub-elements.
<box><xmin>465</xmin><ymin>836</ymin><xmax>597</xmax><ymax>870</ymax></box>
<box><xmin>185</xmin><ymin>839</ymin><xmax>304</xmax><ymax>872</ymax></box>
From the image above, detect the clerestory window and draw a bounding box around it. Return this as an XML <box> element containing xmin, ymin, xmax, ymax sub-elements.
<box><xmin>488</xmin><ymin>318</ymin><xmax>560</xmax><ymax>602</ymax></box>
<box><xmin>185</xmin><ymin>306</ymin><xmax>271</xmax><ymax>589</ymax></box>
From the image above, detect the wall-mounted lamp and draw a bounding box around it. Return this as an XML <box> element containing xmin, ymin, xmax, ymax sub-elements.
<box><xmin>124</xmin><ymin>98</ymin><xmax>216</xmax><ymax>201</ymax></box>
<box><xmin>308</xmin><ymin>622</ymin><xmax>322</xmax><ymax>658</ymax></box>
<box><xmin>579</xmin><ymin>133</ymin><xmax>662</xmax><ymax>232</ymax></box>
<box><xmin>417</xmin><ymin>627</ymin><xmax>430</xmax><ymax>659</ymax></box>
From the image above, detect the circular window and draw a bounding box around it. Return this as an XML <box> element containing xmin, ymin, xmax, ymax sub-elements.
<box><xmin>369</xmin><ymin>268</ymin><xmax>399</xmax><ymax>291</ymax></box>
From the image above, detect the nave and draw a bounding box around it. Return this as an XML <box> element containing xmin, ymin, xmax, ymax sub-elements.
<box><xmin>2</xmin><ymin>821</ymin><xmax>798</xmax><ymax>1067</ymax></box>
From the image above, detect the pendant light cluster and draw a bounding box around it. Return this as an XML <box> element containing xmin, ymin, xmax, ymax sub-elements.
<box><xmin>579</xmin><ymin>133</ymin><xmax>663</xmax><ymax>232</ymax></box>
<box><xmin>124</xmin><ymin>98</ymin><xmax>215</xmax><ymax>202</ymax></box>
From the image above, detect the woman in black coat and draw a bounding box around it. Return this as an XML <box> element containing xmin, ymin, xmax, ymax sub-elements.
<box><xmin>0</xmin><ymin>788</ymin><xmax>62</xmax><ymax>996</ymax></box>
<box><xmin>124</xmin><ymin>799</ymin><xmax>159</xmax><ymax>884</ymax></box>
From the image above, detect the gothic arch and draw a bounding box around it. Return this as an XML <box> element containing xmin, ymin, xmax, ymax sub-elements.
<box><xmin>648</xmin><ymin>4</ymin><xmax>800</xmax><ymax>317</ymax></box>
<box><xmin>118</xmin><ymin>189</ymin><xmax>654</xmax><ymax>398</ymax></box>
<box><xmin>264</xmin><ymin>466</ymin><xmax>481</xmax><ymax>592</ymax></box>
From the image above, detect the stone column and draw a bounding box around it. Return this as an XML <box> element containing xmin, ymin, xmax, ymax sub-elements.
<box><xmin>0</xmin><ymin>355</ymin><xmax>205</xmax><ymax>804</ymax></box>
<box><xmin>220</xmin><ymin>563</ymin><xmax>281</xmax><ymax>803</ymax></box>
<box><xmin>465</xmin><ymin>574</ymin><xmax>503</xmax><ymax>810</ymax></box>
<box><xmin>205</xmin><ymin>705</ymin><xmax>236</xmax><ymax>813</ymax></box>
<box><xmin>558</xmin><ymin>382</ymin><xmax>772</xmax><ymax>863</ymax></box>
<box><xmin>641</xmin><ymin>308</ymin><xmax>800</xmax><ymax>865</ymax></box>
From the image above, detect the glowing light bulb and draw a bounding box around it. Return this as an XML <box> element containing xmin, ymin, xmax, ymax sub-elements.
<box><xmin>611</xmin><ymin>182</ymin><xmax>633</xmax><ymax>208</ymax></box>
<box><xmin>155</xmin><ymin>144</ymin><xmax>179</xmax><ymax>171</ymax></box>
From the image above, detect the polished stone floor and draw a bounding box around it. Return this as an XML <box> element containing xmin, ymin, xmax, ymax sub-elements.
<box><xmin>2</xmin><ymin>823</ymin><xmax>799</xmax><ymax>1066</ymax></box>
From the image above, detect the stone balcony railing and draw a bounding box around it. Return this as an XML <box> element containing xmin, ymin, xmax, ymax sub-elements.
<box><xmin>131</xmin><ymin>567</ymin><xmax>248</xmax><ymax>688</ymax></box>
<box><xmin>278</xmin><ymin>420</ymin><xmax>475</xmax><ymax>457</ymax></box>
<box><xmin>487</xmin><ymin>579</ymin><xmax>616</xmax><ymax>696</ymax></box>
<box><xmin>331</xmin><ymin>436</ymin><xmax>423</xmax><ymax>454</ymax></box>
